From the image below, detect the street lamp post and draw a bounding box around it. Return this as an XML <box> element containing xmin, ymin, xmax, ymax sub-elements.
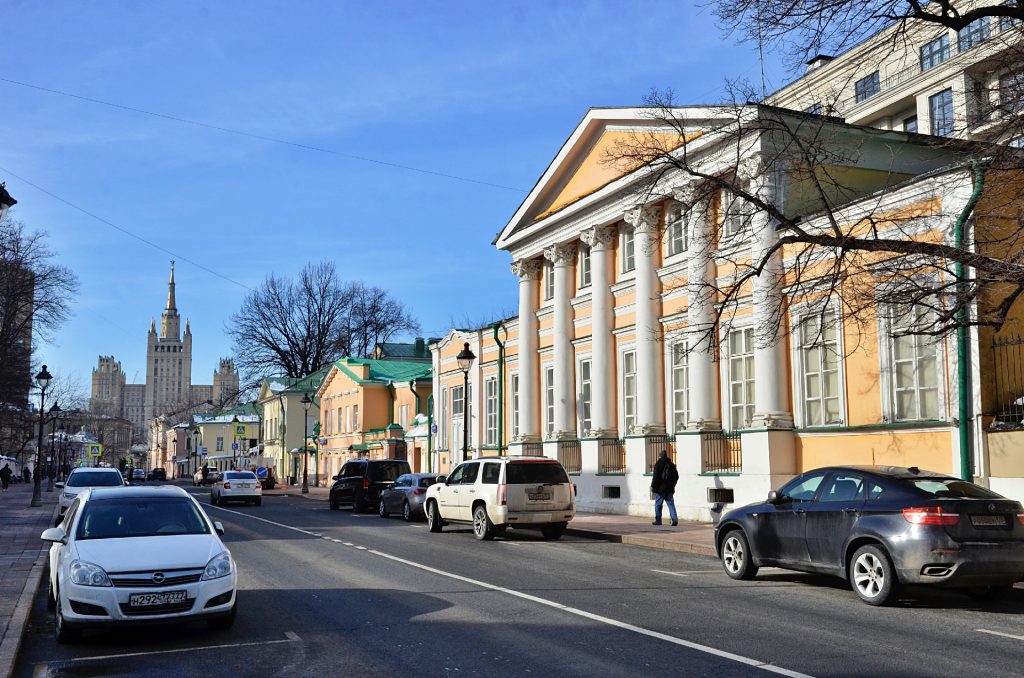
<box><xmin>312</xmin><ymin>422</ymin><xmax>321</xmax><ymax>488</ymax></box>
<box><xmin>231</xmin><ymin>415</ymin><xmax>239</xmax><ymax>470</ymax></box>
<box><xmin>301</xmin><ymin>394</ymin><xmax>311</xmax><ymax>494</ymax></box>
<box><xmin>47</xmin><ymin>403</ymin><xmax>61</xmax><ymax>492</ymax></box>
<box><xmin>456</xmin><ymin>342</ymin><xmax>476</xmax><ymax>463</ymax></box>
<box><xmin>31</xmin><ymin>365</ymin><xmax>53</xmax><ymax>507</ymax></box>
<box><xmin>56</xmin><ymin>423</ymin><xmax>65</xmax><ymax>481</ymax></box>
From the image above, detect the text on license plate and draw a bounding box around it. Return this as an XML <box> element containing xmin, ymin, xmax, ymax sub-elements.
<box><xmin>971</xmin><ymin>515</ymin><xmax>1007</xmax><ymax>527</ymax></box>
<box><xmin>129</xmin><ymin>590</ymin><xmax>187</xmax><ymax>607</ymax></box>
<box><xmin>528</xmin><ymin>493</ymin><xmax>551</xmax><ymax>501</ymax></box>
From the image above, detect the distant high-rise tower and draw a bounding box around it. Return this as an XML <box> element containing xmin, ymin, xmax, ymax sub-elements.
<box><xmin>213</xmin><ymin>358</ymin><xmax>240</xmax><ymax>407</ymax></box>
<box><xmin>144</xmin><ymin>261</ymin><xmax>194</xmax><ymax>422</ymax></box>
<box><xmin>89</xmin><ymin>356</ymin><xmax>126</xmax><ymax>416</ymax></box>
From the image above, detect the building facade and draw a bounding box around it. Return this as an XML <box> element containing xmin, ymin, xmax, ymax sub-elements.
<box><xmin>256</xmin><ymin>369</ymin><xmax>326</xmax><ymax>486</ymax></box>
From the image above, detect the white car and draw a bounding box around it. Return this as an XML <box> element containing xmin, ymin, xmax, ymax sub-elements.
<box><xmin>57</xmin><ymin>467</ymin><xmax>126</xmax><ymax>522</ymax></box>
<box><xmin>41</xmin><ymin>485</ymin><xmax>237</xmax><ymax>643</ymax></box>
<box><xmin>210</xmin><ymin>471</ymin><xmax>262</xmax><ymax>506</ymax></box>
<box><xmin>424</xmin><ymin>456</ymin><xmax>576</xmax><ymax>540</ymax></box>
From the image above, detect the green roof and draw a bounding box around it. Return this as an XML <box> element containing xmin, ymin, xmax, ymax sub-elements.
<box><xmin>265</xmin><ymin>366</ymin><xmax>331</xmax><ymax>395</ymax></box>
<box><xmin>374</xmin><ymin>340</ymin><xmax>435</xmax><ymax>360</ymax></box>
<box><xmin>333</xmin><ymin>357</ymin><xmax>431</xmax><ymax>385</ymax></box>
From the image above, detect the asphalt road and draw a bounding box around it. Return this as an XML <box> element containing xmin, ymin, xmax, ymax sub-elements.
<box><xmin>14</xmin><ymin>482</ymin><xmax>1024</xmax><ymax>678</ymax></box>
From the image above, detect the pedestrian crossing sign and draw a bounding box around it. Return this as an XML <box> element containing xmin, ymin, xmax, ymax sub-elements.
<box><xmin>87</xmin><ymin>444</ymin><xmax>102</xmax><ymax>457</ymax></box>
<box><xmin>234</xmin><ymin>424</ymin><xmax>247</xmax><ymax>436</ymax></box>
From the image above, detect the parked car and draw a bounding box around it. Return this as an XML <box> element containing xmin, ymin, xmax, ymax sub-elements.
<box><xmin>424</xmin><ymin>456</ymin><xmax>576</xmax><ymax>541</ymax></box>
<box><xmin>210</xmin><ymin>471</ymin><xmax>262</xmax><ymax>506</ymax></box>
<box><xmin>255</xmin><ymin>466</ymin><xmax>276</xmax><ymax>490</ymax></box>
<box><xmin>715</xmin><ymin>465</ymin><xmax>1024</xmax><ymax>606</ymax></box>
<box><xmin>131</xmin><ymin>469</ymin><xmax>146</xmax><ymax>483</ymax></box>
<box><xmin>329</xmin><ymin>459</ymin><xmax>411</xmax><ymax>512</ymax></box>
<box><xmin>41</xmin><ymin>485</ymin><xmax>236</xmax><ymax>643</ymax></box>
<box><xmin>147</xmin><ymin>468</ymin><xmax>167</xmax><ymax>482</ymax></box>
<box><xmin>56</xmin><ymin>468</ymin><xmax>126</xmax><ymax>522</ymax></box>
<box><xmin>378</xmin><ymin>473</ymin><xmax>444</xmax><ymax>521</ymax></box>
<box><xmin>193</xmin><ymin>466</ymin><xmax>219</xmax><ymax>486</ymax></box>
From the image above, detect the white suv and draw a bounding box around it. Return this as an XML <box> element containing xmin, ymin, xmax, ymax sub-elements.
<box><xmin>57</xmin><ymin>468</ymin><xmax>126</xmax><ymax>522</ymax></box>
<box><xmin>424</xmin><ymin>456</ymin><xmax>575</xmax><ymax>540</ymax></box>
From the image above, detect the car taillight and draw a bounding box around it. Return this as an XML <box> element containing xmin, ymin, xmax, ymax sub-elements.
<box><xmin>1017</xmin><ymin>513</ymin><xmax>1024</xmax><ymax>525</ymax></box>
<box><xmin>223</xmin><ymin>482</ymin><xmax>231</xmax><ymax>489</ymax></box>
<box><xmin>412</xmin><ymin>488</ymin><xmax>426</xmax><ymax>495</ymax></box>
<box><xmin>903</xmin><ymin>506</ymin><xmax>959</xmax><ymax>526</ymax></box>
<box><xmin>498</xmin><ymin>483</ymin><xmax>506</xmax><ymax>506</ymax></box>
<box><xmin>362</xmin><ymin>477</ymin><xmax>369</xmax><ymax>490</ymax></box>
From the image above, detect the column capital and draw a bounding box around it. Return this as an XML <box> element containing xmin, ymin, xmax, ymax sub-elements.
<box><xmin>510</xmin><ymin>258</ymin><xmax>542</xmax><ymax>280</ymax></box>
<box><xmin>543</xmin><ymin>242</ymin><xmax>577</xmax><ymax>266</ymax></box>
<box><xmin>580</xmin><ymin>225</ymin><xmax>616</xmax><ymax>250</ymax></box>
<box><xmin>671</xmin><ymin>183</ymin><xmax>706</xmax><ymax>208</ymax></box>
<box><xmin>737</xmin><ymin>152</ymin><xmax>763</xmax><ymax>182</ymax></box>
<box><xmin>623</xmin><ymin>204</ymin><xmax>660</xmax><ymax>233</ymax></box>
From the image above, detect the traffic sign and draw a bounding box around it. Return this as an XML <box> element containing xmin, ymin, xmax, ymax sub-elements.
<box><xmin>87</xmin><ymin>444</ymin><xmax>102</xmax><ymax>457</ymax></box>
<box><xmin>231</xmin><ymin>442</ymin><xmax>239</xmax><ymax>451</ymax></box>
<box><xmin>234</xmin><ymin>424</ymin><xmax>247</xmax><ymax>436</ymax></box>
<box><xmin>200</xmin><ymin>447</ymin><xmax>208</xmax><ymax>456</ymax></box>
<box><xmin>430</xmin><ymin>424</ymin><xmax>438</xmax><ymax>434</ymax></box>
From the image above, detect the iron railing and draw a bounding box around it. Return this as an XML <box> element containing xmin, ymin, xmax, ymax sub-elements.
<box><xmin>702</xmin><ymin>431</ymin><xmax>742</xmax><ymax>474</ymax></box>
<box><xmin>597</xmin><ymin>438</ymin><xmax>626</xmax><ymax>474</ymax></box>
<box><xmin>645</xmin><ymin>434</ymin><xmax>676</xmax><ymax>474</ymax></box>
<box><xmin>518</xmin><ymin>441</ymin><xmax>544</xmax><ymax>457</ymax></box>
<box><xmin>557</xmin><ymin>440</ymin><xmax>582</xmax><ymax>473</ymax></box>
<box><xmin>992</xmin><ymin>335</ymin><xmax>1024</xmax><ymax>427</ymax></box>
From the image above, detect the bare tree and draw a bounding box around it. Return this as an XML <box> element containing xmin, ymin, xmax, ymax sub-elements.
<box><xmin>227</xmin><ymin>262</ymin><xmax>420</xmax><ymax>381</ymax></box>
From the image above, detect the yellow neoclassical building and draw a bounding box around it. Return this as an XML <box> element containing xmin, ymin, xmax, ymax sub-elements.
<box><xmin>430</xmin><ymin>104</ymin><xmax>1024</xmax><ymax>520</ymax></box>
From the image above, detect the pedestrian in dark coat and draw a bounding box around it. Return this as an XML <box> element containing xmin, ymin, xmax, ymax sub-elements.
<box><xmin>0</xmin><ymin>463</ymin><xmax>11</xmax><ymax>492</ymax></box>
<box><xmin>651</xmin><ymin>450</ymin><xmax>679</xmax><ymax>526</ymax></box>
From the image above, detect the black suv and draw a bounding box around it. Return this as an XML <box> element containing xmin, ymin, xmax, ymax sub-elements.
<box><xmin>147</xmin><ymin>467</ymin><xmax>167</xmax><ymax>481</ymax></box>
<box><xmin>329</xmin><ymin>459</ymin><xmax>411</xmax><ymax>512</ymax></box>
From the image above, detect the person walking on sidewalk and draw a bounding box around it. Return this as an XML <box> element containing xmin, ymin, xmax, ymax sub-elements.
<box><xmin>0</xmin><ymin>463</ymin><xmax>11</xmax><ymax>492</ymax></box>
<box><xmin>651</xmin><ymin>450</ymin><xmax>679</xmax><ymax>526</ymax></box>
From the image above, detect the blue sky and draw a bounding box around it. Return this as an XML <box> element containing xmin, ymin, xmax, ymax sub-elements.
<box><xmin>1</xmin><ymin>0</ymin><xmax>786</xmax><ymax>392</ymax></box>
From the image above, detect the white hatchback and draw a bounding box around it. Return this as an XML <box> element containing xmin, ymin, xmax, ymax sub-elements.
<box><xmin>57</xmin><ymin>467</ymin><xmax>126</xmax><ymax>521</ymax></box>
<box><xmin>210</xmin><ymin>471</ymin><xmax>262</xmax><ymax>506</ymax></box>
<box><xmin>41</xmin><ymin>485</ymin><xmax>237</xmax><ymax>643</ymax></box>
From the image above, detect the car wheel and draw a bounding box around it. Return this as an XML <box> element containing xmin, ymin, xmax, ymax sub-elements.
<box><xmin>46</xmin><ymin>576</ymin><xmax>56</xmax><ymax>611</ymax></box>
<box><xmin>54</xmin><ymin>592</ymin><xmax>81</xmax><ymax>644</ymax></box>
<box><xmin>402</xmin><ymin>501</ymin><xmax>413</xmax><ymax>522</ymax></box>
<box><xmin>254</xmin><ymin>498</ymin><xmax>262</xmax><ymax>507</ymax></box>
<box><xmin>966</xmin><ymin>584</ymin><xmax>1014</xmax><ymax>602</ymax></box>
<box><xmin>207</xmin><ymin>601</ymin><xmax>237</xmax><ymax>630</ymax></box>
<box><xmin>473</xmin><ymin>504</ymin><xmax>494</xmax><ymax>541</ymax></box>
<box><xmin>329</xmin><ymin>497</ymin><xmax>339</xmax><ymax>511</ymax></box>
<box><xmin>427</xmin><ymin>501</ymin><xmax>443</xmax><ymax>533</ymax></box>
<box><xmin>720</xmin><ymin>529</ymin><xmax>759</xmax><ymax>580</ymax></box>
<box><xmin>541</xmin><ymin>523</ymin><xmax>566</xmax><ymax>540</ymax></box>
<box><xmin>379</xmin><ymin>498</ymin><xmax>390</xmax><ymax>518</ymax></box>
<box><xmin>850</xmin><ymin>544</ymin><xmax>898</xmax><ymax>606</ymax></box>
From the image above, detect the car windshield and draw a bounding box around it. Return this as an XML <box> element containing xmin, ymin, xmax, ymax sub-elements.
<box><xmin>369</xmin><ymin>462</ymin><xmax>411</xmax><ymax>482</ymax></box>
<box><xmin>418</xmin><ymin>477</ymin><xmax>439</xmax><ymax>488</ymax></box>
<box><xmin>76</xmin><ymin>497</ymin><xmax>210</xmax><ymax>540</ymax></box>
<box><xmin>225</xmin><ymin>472</ymin><xmax>257</xmax><ymax>480</ymax></box>
<box><xmin>66</xmin><ymin>472</ymin><xmax>124</xmax><ymax>488</ymax></box>
<box><xmin>904</xmin><ymin>477</ymin><xmax>1003</xmax><ymax>499</ymax></box>
<box><xmin>506</xmin><ymin>462</ymin><xmax>570</xmax><ymax>485</ymax></box>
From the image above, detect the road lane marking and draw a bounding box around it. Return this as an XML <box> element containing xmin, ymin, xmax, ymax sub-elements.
<box><xmin>210</xmin><ymin>507</ymin><xmax>812</xmax><ymax>677</ymax></box>
<box><xmin>35</xmin><ymin>632</ymin><xmax>301</xmax><ymax>665</ymax></box>
<box><xmin>977</xmin><ymin>629</ymin><xmax>1024</xmax><ymax>641</ymax></box>
<box><xmin>652</xmin><ymin>569</ymin><xmax>722</xmax><ymax>577</ymax></box>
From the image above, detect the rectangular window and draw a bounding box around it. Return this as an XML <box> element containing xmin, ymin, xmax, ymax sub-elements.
<box><xmin>671</xmin><ymin>343</ymin><xmax>689</xmax><ymax>433</ymax></box>
<box><xmin>216</xmin><ymin>436</ymin><xmax>224</xmax><ymax>452</ymax></box>
<box><xmin>721</xmin><ymin>189</ymin><xmax>747</xmax><ymax>237</ymax></box>
<box><xmin>440</xmin><ymin>387</ymin><xmax>448</xmax><ymax>448</ymax></box>
<box><xmin>579</xmin><ymin>246</ymin><xmax>592</xmax><ymax>288</ymax></box>
<box><xmin>803</xmin><ymin>102</ymin><xmax>823</xmax><ymax>115</ymax></box>
<box><xmin>347</xmin><ymin>406</ymin><xmax>353</xmax><ymax>432</ymax></box>
<box><xmin>958</xmin><ymin>17</ymin><xmax>990</xmax><ymax>51</ymax></box>
<box><xmin>452</xmin><ymin>385</ymin><xmax>464</xmax><ymax>416</ymax></box>
<box><xmin>890</xmin><ymin>306</ymin><xmax>940</xmax><ymax>421</ymax></box>
<box><xmin>579</xmin><ymin>359</ymin><xmax>592</xmax><ymax>435</ymax></box>
<box><xmin>484</xmin><ymin>378</ymin><xmax>498</xmax><ymax>446</ymax></box>
<box><xmin>336</xmin><ymin>407</ymin><xmax>342</xmax><ymax>434</ymax></box>
<box><xmin>544</xmin><ymin>367</ymin><xmax>555</xmax><ymax>437</ymax></box>
<box><xmin>903</xmin><ymin>115</ymin><xmax>918</xmax><ymax>133</ymax></box>
<box><xmin>666</xmin><ymin>204</ymin><xmax>687</xmax><ymax>256</ymax></box>
<box><xmin>930</xmin><ymin>88</ymin><xmax>954</xmax><ymax>136</ymax></box>
<box><xmin>544</xmin><ymin>262</ymin><xmax>555</xmax><ymax>301</ymax></box>
<box><xmin>511</xmin><ymin>374</ymin><xmax>520</xmax><ymax>438</ymax></box>
<box><xmin>353</xmin><ymin>404</ymin><xmax>359</xmax><ymax>432</ymax></box>
<box><xmin>798</xmin><ymin>311</ymin><xmax>842</xmax><ymax>426</ymax></box>
<box><xmin>622</xmin><ymin>351</ymin><xmax>637</xmax><ymax>433</ymax></box>
<box><xmin>854</xmin><ymin>71</ymin><xmax>881</xmax><ymax>103</ymax></box>
<box><xmin>728</xmin><ymin>328</ymin><xmax>756</xmax><ymax>429</ymax></box>
<box><xmin>1000</xmin><ymin>72</ymin><xmax>1024</xmax><ymax>114</ymax></box>
<box><xmin>621</xmin><ymin>229</ymin><xmax>635</xmax><ymax>273</ymax></box>
<box><xmin>920</xmin><ymin>34</ymin><xmax>949</xmax><ymax>71</ymax></box>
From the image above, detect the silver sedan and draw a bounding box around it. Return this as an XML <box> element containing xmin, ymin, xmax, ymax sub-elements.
<box><xmin>378</xmin><ymin>473</ymin><xmax>444</xmax><ymax>522</ymax></box>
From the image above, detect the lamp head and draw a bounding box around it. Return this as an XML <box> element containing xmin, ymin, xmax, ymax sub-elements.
<box><xmin>456</xmin><ymin>342</ymin><xmax>476</xmax><ymax>373</ymax></box>
<box><xmin>35</xmin><ymin>365</ymin><xmax>53</xmax><ymax>391</ymax></box>
<box><xmin>301</xmin><ymin>393</ymin><xmax>312</xmax><ymax>412</ymax></box>
<box><xmin>49</xmin><ymin>402</ymin><xmax>62</xmax><ymax>415</ymax></box>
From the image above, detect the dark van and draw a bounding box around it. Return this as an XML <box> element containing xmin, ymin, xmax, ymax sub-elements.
<box><xmin>329</xmin><ymin>459</ymin><xmax>411</xmax><ymax>512</ymax></box>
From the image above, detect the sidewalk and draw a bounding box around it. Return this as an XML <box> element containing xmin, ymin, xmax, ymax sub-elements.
<box><xmin>0</xmin><ymin>482</ymin><xmax>60</xmax><ymax>678</ymax></box>
<box><xmin>266</xmin><ymin>484</ymin><xmax>717</xmax><ymax>556</ymax></box>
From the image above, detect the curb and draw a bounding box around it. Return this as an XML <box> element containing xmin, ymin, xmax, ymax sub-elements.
<box><xmin>0</xmin><ymin>504</ymin><xmax>58</xmax><ymax>678</ymax></box>
<box><xmin>565</xmin><ymin>526</ymin><xmax>717</xmax><ymax>557</ymax></box>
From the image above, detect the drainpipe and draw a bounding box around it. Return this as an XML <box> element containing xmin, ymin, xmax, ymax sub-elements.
<box><xmin>427</xmin><ymin>393</ymin><xmax>434</xmax><ymax>473</ymax></box>
<box><xmin>492</xmin><ymin>322</ymin><xmax>507</xmax><ymax>455</ymax></box>
<box><xmin>955</xmin><ymin>159</ymin><xmax>986</xmax><ymax>481</ymax></box>
<box><xmin>410</xmin><ymin>380</ymin><xmax>422</xmax><ymax>469</ymax></box>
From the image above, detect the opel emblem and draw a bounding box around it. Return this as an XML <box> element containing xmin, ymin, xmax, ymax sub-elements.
<box><xmin>988</xmin><ymin>503</ymin><xmax>997</xmax><ymax>513</ymax></box>
<box><xmin>152</xmin><ymin>572</ymin><xmax>165</xmax><ymax>584</ymax></box>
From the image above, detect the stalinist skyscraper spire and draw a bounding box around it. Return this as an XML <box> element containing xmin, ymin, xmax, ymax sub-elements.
<box><xmin>160</xmin><ymin>259</ymin><xmax>181</xmax><ymax>340</ymax></box>
<box><xmin>144</xmin><ymin>260</ymin><xmax>192</xmax><ymax>423</ymax></box>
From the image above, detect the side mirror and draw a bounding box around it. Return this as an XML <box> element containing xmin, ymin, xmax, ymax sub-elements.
<box><xmin>767</xmin><ymin>490</ymin><xmax>780</xmax><ymax>504</ymax></box>
<box><xmin>332</xmin><ymin>474</ymin><xmax>340</xmax><ymax>481</ymax></box>
<box><xmin>41</xmin><ymin>527</ymin><xmax>67</xmax><ymax>544</ymax></box>
<box><xmin>214</xmin><ymin>521</ymin><xmax>225</xmax><ymax>536</ymax></box>
<box><xmin>436</xmin><ymin>475</ymin><xmax>447</xmax><ymax>485</ymax></box>
<box><xmin>55</xmin><ymin>482</ymin><xmax>64</xmax><ymax>489</ymax></box>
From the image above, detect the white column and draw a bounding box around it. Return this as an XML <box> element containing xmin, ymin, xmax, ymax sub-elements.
<box><xmin>581</xmin><ymin>225</ymin><xmax>617</xmax><ymax>437</ymax></box>
<box><xmin>544</xmin><ymin>243</ymin><xmax>577</xmax><ymax>439</ymax></box>
<box><xmin>624</xmin><ymin>205</ymin><xmax>665</xmax><ymax>436</ymax></box>
<box><xmin>674</xmin><ymin>184</ymin><xmax>720</xmax><ymax>430</ymax></box>
<box><xmin>511</xmin><ymin>259</ymin><xmax>542</xmax><ymax>442</ymax></box>
<box><xmin>744</xmin><ymin>155</ymin><xmax>794</xmax><ymax>429</ymax></box>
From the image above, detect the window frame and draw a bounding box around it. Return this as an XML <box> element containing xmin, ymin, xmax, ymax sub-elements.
<box><xmin>665</xmin><ymin>203</ymin><xmax>687</xmax><ymax>258</ymax></box>
<box><xmin>854</xmin><ymin>71</ymin><xmax>881</xmax><ymax>103</ymax></box>
<box><xmin>577</xmin><ymin>356</ymin><xmax>592</xmax><ymax>436</ymax></box>
<box><xmin>791</xmin><ymin>305</ymin><xmax>847</xmax><ymax>428</ymax></box>
<box><xmin>666</xmin><ymin>340</ymin><xmax>690</xmax><ymax>434</ymax></box>
<box><xmin>620</xmin><ymin>228</ymin><xmax>635</xmax><ymax>274</ymax></box>
<box><xmin>723</xmin><ymin>326</ymin><xmax>756</xmax><ymax>431</ymax></box>
<box><xmin>544</xmin><ymin>365</ymin><xmax>555</xmax><ymax>437</ymax></box>
<box><xmin>879</xmin><ymin>304</ymin><xmax>946</xmax><ymax>423</ymax></box>
<box><xmin>958</xmin><ymin>17</ymin><xmax>990</xmax><ymax>51</ymax></box>
<box><xmin>544</xmin><ymin>261</ymin><xmax>555</xmax><ymax>301</ymax></box>
<box><xmin>579</xmin><ymin>245</ymin><xmax>592</xmax><ymax>288</ymax></box>
<box><xmin>510</xmin><ymin>373</ymin><xmax>520</xmax><ymax>438</ymax></box>
<box><xmin>484</xmin><ymin>376</ymin><xmax>498</xmax><ymax>446</ymax></box>
<box><xmin>920</xmin><ymin>33</ymin><xmax>950</xmax><ymax>71</ymax></box>
<box><xmin>929</xmin><ymin>88</ymin><xmax>954</xmax><ymax>136</ymax></box>
<box><xmin>620</xmin><ymin>348</ymin><xmax>637</xmax><ymax>434</ymax></box>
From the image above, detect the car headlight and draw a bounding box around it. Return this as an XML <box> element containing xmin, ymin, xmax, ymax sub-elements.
<box><xmin>202</xmin><ymin>551</ymin><xmax>233</xmax><ymax>580</ymax></box>
<box><xmin>69</xmin><ymin>560</ymin><xmax>111</xmax><ymax>587</ymax></box>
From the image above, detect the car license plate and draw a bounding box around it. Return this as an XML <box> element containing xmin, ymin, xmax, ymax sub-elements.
<box><xmin>129</xmin><ymin>590</ymin><xmax>187</xmax><ymax>607</ymax></box>
<box><xmin>971</xmin><ymin>515</ymin><xmax>1007</xmax><ymax>527</ymax></box>
<box><xmin>528</xmin><ymin>492</ymin><xmax>551</xmax><ymax>501</ymax></box>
